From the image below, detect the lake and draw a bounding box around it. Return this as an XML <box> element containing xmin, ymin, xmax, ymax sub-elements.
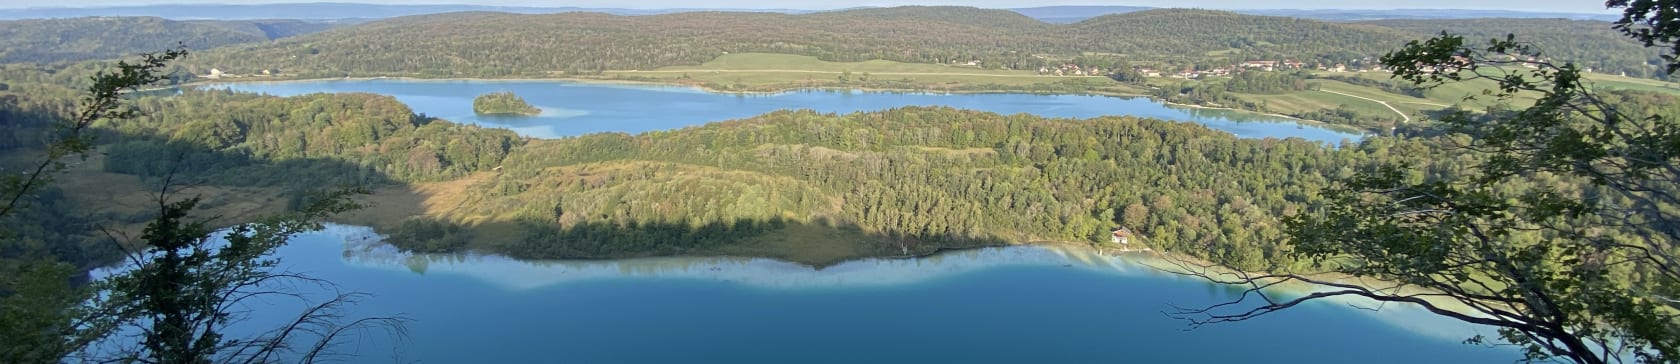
<box><xmin>166</xmin><ymin>79</ymin><xmax>1493</xmax><ymax>363</ymax></box>
<box><xmin>89</xmin><ymin>225</ymin><xmax>1515</xmax><ymax>363</ymax></box>
<box><xmin>205</xmin><ymin>79</ymin><xmax>1365</xmax><ymax>144</ymax></box>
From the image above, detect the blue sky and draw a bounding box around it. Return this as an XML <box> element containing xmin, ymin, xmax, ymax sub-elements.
<box><xmin>0</xmin><ymin>0</ymin><xmax>1616</xmax><ymax>13</ymax></box>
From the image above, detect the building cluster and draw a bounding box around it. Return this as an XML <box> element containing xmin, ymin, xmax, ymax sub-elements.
<box><xmin>202</xmin><ymin>68</ymin><xmax>280</xmax><ymax>79</ymax></box>
<box><xmin>1037</xmin><ymin>63</ymin><xmax>1105</xmax><ymax>77</ymax></box>
<box><xmin>1136</xmin><ymin>58</ymin><xmax>1391</xmax><ymax>80</ymax></box>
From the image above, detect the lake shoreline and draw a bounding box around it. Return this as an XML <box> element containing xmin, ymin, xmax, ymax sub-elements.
<box><xmin>189</xmin><ymin>75</ymin><xmax>1358</xmax><ymax>130</ymax></box>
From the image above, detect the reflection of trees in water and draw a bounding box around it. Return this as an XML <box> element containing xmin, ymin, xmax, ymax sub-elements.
<box><xmin>324</xmin><ymin>224</ymin><xmax>1139</xmax><ymax>290</ymax></box>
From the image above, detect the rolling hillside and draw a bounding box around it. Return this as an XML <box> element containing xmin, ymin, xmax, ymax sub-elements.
<box><xmin>1361</xmin><ymin>18</ymin><xmax>1665</xmax><ymax>78</ymax></box>
<box><xmin>0</xmin><ymin>16</ymin><xmax>341</xmax><ymax>63</ymax></box>
<box><xmin>178</xmin><ymin>7</ymin><xmax>1424</xmax><ymax>77</ymax></box>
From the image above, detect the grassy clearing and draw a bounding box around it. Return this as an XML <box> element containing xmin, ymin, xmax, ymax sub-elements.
<box><xmin>595</xmin><ymin>53</ymin><xmax>1142</xmax><ymax>93</ymax></box>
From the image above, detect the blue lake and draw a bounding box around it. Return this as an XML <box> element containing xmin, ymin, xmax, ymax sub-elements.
<box><xmin>87</xmin><ymin>226</ymin><xmax>1516</xmax><ymax>363</ymax></box>
<box><xmin>162</xmin><ymin>80</ymin><xmax>1498</xmax><ymax>363</ymax></box>
<box><xmin>206</xmin><ymin>79</ymin><xmax>1365</xmax><ymax>144</ymax></box>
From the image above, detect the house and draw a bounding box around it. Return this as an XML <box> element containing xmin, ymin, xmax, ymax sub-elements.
<box><xmin>207</xmin><ymin>68</ymin><xmax>224</xmax><ymax>79</ymax></box>
<box><xmin>1240</xmin><ymin>60</ymin><xmax>1277</xmax><ymax>71</ymax></box>
<box><xmin>1111</xmin><ymin>228</ymin><xmax>1133</xmax><ymax>245</ymax></box>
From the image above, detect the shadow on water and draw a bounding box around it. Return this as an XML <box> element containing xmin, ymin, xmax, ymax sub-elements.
<box><xmin>383</xmin><ymin>215</ymin><xmax>1015</xmax><ymax>268</ymax></box>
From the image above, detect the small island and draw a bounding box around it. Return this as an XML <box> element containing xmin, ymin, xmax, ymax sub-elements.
<box><xmin>472</xmin><ymin>91</ymin><xmax>541</xmax><ymax>115</ymax></box>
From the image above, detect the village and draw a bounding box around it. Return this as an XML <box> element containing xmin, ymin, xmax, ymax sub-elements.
<box><xmin>1034</xmin><ymin>58</ymin><xmax>1395</xmax><ymax>80</ymax></box>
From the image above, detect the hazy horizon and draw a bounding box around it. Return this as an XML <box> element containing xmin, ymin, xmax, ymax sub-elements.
<box><xmin>0</xmin><ymin>0</ymin><xmax>1621</xmax><ymax>14</ymax></box>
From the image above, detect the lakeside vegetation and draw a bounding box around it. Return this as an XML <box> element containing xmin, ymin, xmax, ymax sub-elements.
<box><xmin>471</xmin><ymin>91</ymin><xmax>540</xmax><ymax>115</ymax></box>
<box><xmin>5</xmin><ymin>8</ymin><xmax>1675</xmax><ymax>134</ymax></box>
<box><xmin>1</xmin><ymin>5</ymin><xmax>1679</xmax><ymax>362</ymax></box>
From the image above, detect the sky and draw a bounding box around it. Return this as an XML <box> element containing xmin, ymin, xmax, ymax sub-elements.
<box><xmin>0</xmin><ymin>0</ymin><xmax>1617</xmax><ymax>13</ymax></box>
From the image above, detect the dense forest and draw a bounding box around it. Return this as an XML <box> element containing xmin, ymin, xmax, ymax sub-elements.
<box><xmin>1361</xmin><ymin>18</ymin><xmax>1669</xmax><ymax>79</ymax></box>
<box><xmin>0</xmin><ymin>17</ymin><xmax>339</xmax><ymax>64</ymax></box>
<box><xmin>0</xmin><ymin>83</ymin><xmax>520</xmax><ymax>277</ymax></box>
<box><xmin>391</xmin><ymin>107</ymin><xmax>1369</xmax><ymax>269</ymax></box>
<box><xmin>7</xmin><ymin>68</ymin><xmax>1675</xmax><ymax>273</ymax></box>
<box><xmin>0</xmin><ymin>8</ymin><xmax>1663</xmax><ymax>85</ymax></box>
<box><xmin>140</xmin><ymin>7</ymin><xmax>1659</xmax><ymax>80</ymax></box>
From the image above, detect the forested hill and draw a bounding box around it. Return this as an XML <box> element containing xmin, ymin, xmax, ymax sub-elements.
<box><xmin>0</xmin><ymin>17</ymin><xmax>340</xmax><ymax>64</ymax></box>
<box><xmin>1068</xmin><ymin>10</ymin><xmax>1416</xmax><ymax>61</ymax></box>
<box><xmin>1359</xmin><ymin>18</ymin><xmax>1664</xmax><ymax>78</ymax></box>
<box><xmin>176</xmin><ymin>7</ymin><xmax>1417</xmax><ymax>77</ymax></box>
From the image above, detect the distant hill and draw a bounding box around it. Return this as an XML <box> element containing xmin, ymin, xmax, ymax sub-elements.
<box><xmin>1240</xmin><ymin>9</ymin><xmax>1618</xmax><ymax>21</ymax></box>
<box><xmin>173</xmin><ymin>7</ymin><xmax>1416</xmax><ymax>77</ymax></box>
<box><xmin>1008</xmin><ymin>6</ymin><xmax>1617</xmax><ymax>23</ymax></box>
<box><xmin>1007</xmin><ymin>6</ymin><xmax>1151</xmax><ymax>23</ymax></box>
<box><xmin>1067</xmin><ymin>9</ymin><xmax>1415</xmax><ymax>59</ymax></box>
<box><xmin>0</xmin><ymin>2</ymin><xmax>812</xmax><ymax>20</ymax></box>
<box><xmin>3</xmin><ymin>6</ymin><xmax>1655</xmax><ymax>79</ymax></box>
<box><xmin>0</xmin><ymin>17</ymin><xmax>343</xmax><ymax>63</ymax></box>
<box><xmin>0</xmin><ymin>3</ymin><xmax>1618</xmax><ymax>22</ymax></box>
<box><xmin>1361</xmin><ymin>18</ymin><xmax>1660</xmax><ymax>77</ymax></box>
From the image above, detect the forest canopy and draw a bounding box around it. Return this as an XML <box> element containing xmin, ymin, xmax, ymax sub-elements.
<box><xmin>472</xmin><ymin>91</ymin><xmax>539</xmax><ymax>115</ymax></box>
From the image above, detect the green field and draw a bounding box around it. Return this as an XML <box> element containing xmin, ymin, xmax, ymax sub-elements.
<box><xmin>596</xmin><ymin>53</ymin><xmax>1144</xmax><ymax>93</ymax></box>
<box><xmin>1162</xmin><ymin>69</ymin><xmax>1680</xmax><ymax>127</ymax></box>
<box><xmin>595</xmin><ymin>52</ymin><xmax>1679</xmax><ymax>128</ymax></box>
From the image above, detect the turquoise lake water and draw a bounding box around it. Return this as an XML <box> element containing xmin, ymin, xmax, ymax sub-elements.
<box><xmin>147</xmin><ymin>80</ymin><xmax>1515</xmax><ymax>362</ymax></box>
<box><xmin>88</xmin><ymin>226</ymin><xmax>1516</xmax><ymax>363</ymax></box>
<box><xmin>207</xmin><ymin>79</ymin><xmax>1365</xmax><ymax>144</ymax></box>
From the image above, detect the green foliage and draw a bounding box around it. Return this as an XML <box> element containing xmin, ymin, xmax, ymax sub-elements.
<box><xmin>1269</xmin><ymin>29</ymin><xmax>1680</xmax><ymax>364</ymax></box>
<box><xmin>99</xmin><ymin>90</ymin><xmax>522</xmax><ymax>185</ymax></box>
<box><xmin>1610</xmin><ymin>0</ymin><xmax>1680</xmax><ymax>74</ymax></box>
<box><xmin>173</xmin><ymin>8</ymin><xmax>1473</xmax><ymax>78</ymax></box>
<box><xmin>1153</xmin><ymin>70</ymin><xmax>1319</xmax><ymax>105</ymax></box>
<box><xmin>393</xmin><ymin>107</ymin><xmax>1360</xmax><ymax>270</ymax></box>
<box><xmin>1365</xmin><ymin>18</ymin><xmax>1668</xmax><ymax>79</ymax></box>
<box><xmin>0</xmin><ymin>17</ymin><xmax>336</xmax><ymax>64</ymax></box>
<box><xmin>471</xmin><ymin>91</ymin><xmax>539</xmax><ymax>115</ymax></box>
<box><xmin>83</xmin><ymin>187</ymin><xmax>401</xmax><ymax>363</ymax></box>
<box><xmin>386</xmin><ymin>218</ymin><xmax>472</xmax><ymax>253</ymax></box>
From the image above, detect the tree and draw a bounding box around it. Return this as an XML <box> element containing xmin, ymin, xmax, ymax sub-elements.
<box><xmin>84</xmin><ymin>186</ymin><xmax>405</xmax><ymax>363</ymax></box>
<box><xmin>1609</xmin><ymin>0</ymin><xmax>1680</xmax><ymax>73</ymax></box>
<box><xmin>0</xmin><ymin>49</ymin><xmax>403</xmax><ymax>363</ymax></box>
<box><xmin>1</xmin><ymin>48</ymin><xmax>190</xmax><ymax>363</ymax></box>
<box><xmin>1168</xmin><ymin>4</ymin><xmax>1680</xmax><ymax>364</ymax></box>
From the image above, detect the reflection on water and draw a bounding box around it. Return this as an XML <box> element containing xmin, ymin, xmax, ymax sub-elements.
<box><xmin>324</xmin><ymin>224</ymin><xmax>1495</xmax><ymax>346</ymax></box>
<box><xmin>341</xmin><ymin>228</ymin><xmax>1147</xmax><ymax>291</ymax></box>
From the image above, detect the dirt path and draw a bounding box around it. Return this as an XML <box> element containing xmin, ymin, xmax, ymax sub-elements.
<box><xmin>1320</xmin><ymin>89</ymin><xmax>1412</xmax><ymax>123</ymax></box>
